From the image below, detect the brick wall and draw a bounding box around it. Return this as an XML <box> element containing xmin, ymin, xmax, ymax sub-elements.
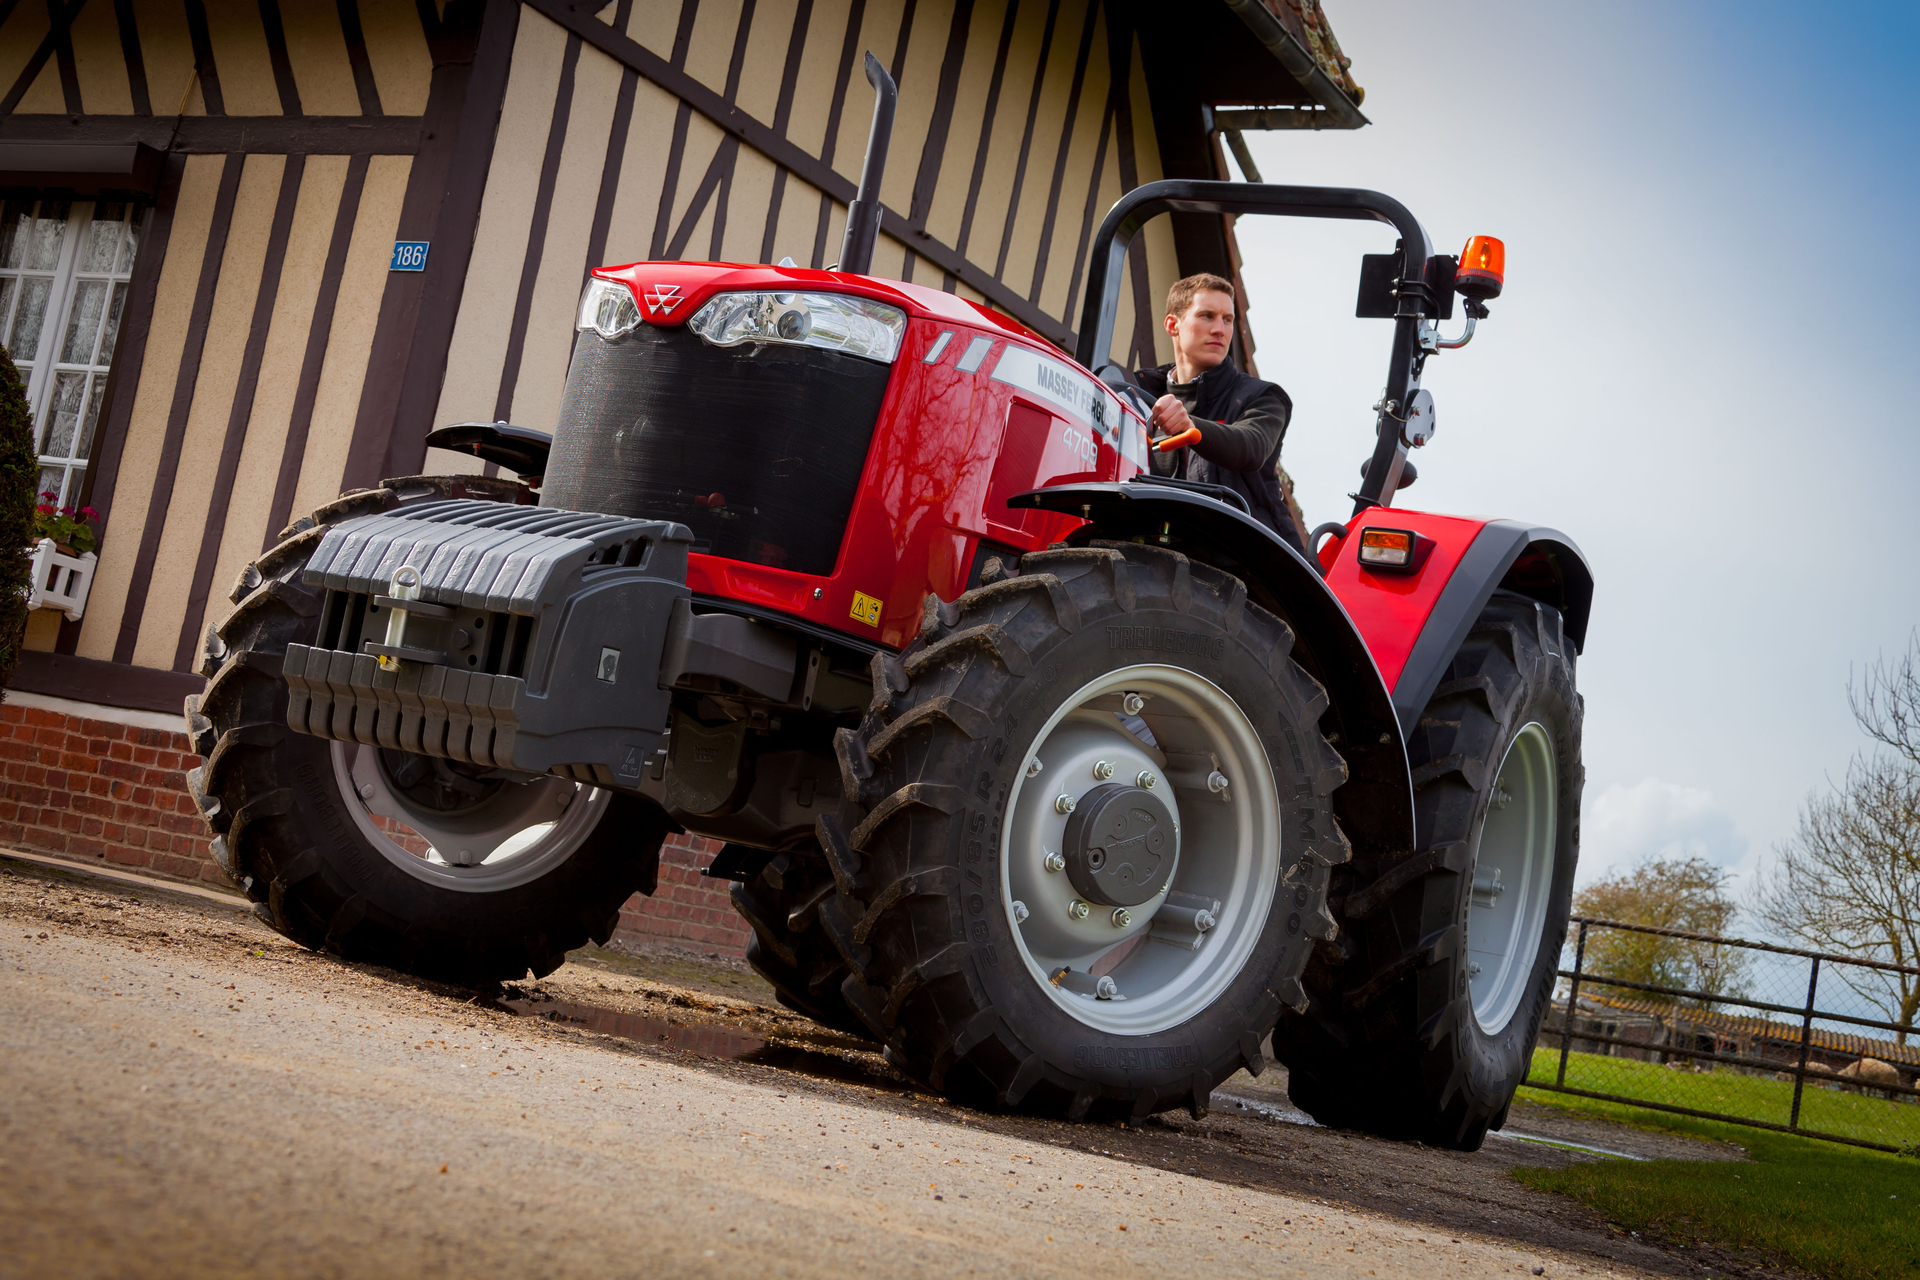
<box><xmin>0</xmin><ymin>700</ymin><xmax>221</xmax><ymax>883</ymax></box>
<box><xmin>0</xmin><ymin>696</ymin><xmax>750</xmax><ymax>959</ymax></box>
<box><xmin>619</xmin><ymin>833</ymin><xmax>754</xmax><ymax>957</ymax></box>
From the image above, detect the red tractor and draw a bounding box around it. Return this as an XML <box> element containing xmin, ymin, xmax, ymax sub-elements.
<box><xmin>186</xmin><ymin>59</ymin><xmax>1588</xmax><ymax>1150</ymax></box>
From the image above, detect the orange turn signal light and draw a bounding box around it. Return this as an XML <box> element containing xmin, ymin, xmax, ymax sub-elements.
<box><xmin>1455</xmin><ymin>235</ymin><xmax>1504</xmax><ymax>301</ymax></box>
<box><xmin>1357</xmin><ymin>527</ymin><xmax>1433</xmax><ymax>572</ymax></box>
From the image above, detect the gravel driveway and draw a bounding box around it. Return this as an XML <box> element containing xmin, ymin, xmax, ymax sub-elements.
<box><xmin>0</xmin><ymin>856</ymin><xmax>1774</xmax><ymax>1279</ymax></box>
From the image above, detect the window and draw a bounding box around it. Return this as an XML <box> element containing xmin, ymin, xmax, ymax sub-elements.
<box><xmin>0</xmin><ymin>199</ymin><xmax>140</xmax><ymax>508</ymax></box>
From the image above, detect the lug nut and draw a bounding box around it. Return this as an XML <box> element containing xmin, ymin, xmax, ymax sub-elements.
<box><xmin>1207</xmin><ymin>770</ymin><xmax>1230</xmax><ymax>793</ymax></box>
<box><xmin>1121</xmin><ymin>692</ymin><xmax>1145</xmax><ymax>715</ymax></box>
<box><xmin>1054</xmin><ymin>793</ymin><xmax>1076</xmax><ymax>815</ymax></box>
<box><xmin>1094</xmin><ymin>975</ymin><xmax>1117</xmax><ymax>1000</ymax></box>
<box><xmin>1194</xmin><ymin>910</ymin><xmax>1216</xmax><ymax>932</ymax></box>
<box><xmin>1011</xmin><ymin>900</ymin><xmax>1030</xmax><ymax>924</ymax></box>
<box><xmin>1067</xmin><ymin>900</ymin><xmax>1090</xmax><ymax>921</ymax></box>
<box><xmin>1026</xmin><ymin>757</ymin><xmax>1044</xmax><ymax>778</ymax></box>
<box><xmin>1136</xmin><ymin>771</ymin><xmax>1157</xmax><ymax>790</ymax></box>
<box><xmin>1092</xmin><ymin>759</ymin><xmax>1114</xmax><ymax>781</ymax></box>
<box><xmin>1111</xmin><ymin>907</ymin><xmax>1132</xmax><ymax>928</ymax></box>
<box><xmin>1043</xmin><ymin>850</ymin><xmax>1066</xmax><ymax>873</ymax></box>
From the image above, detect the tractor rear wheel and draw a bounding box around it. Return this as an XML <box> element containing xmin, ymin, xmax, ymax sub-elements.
<box><xmin>822</xmin><ymin>543</ymin><xmax>1349</xmax><ymax>1120</ymax></box>
<box><xmin>1274</xmin><ymin>591</ymin><xmax>1583</xmax><ymax>1150</ymax></box>
<box><xmin>184</xmin><ymin>476</ymin><xmax>672</xmax><ymax>985</ymax></box>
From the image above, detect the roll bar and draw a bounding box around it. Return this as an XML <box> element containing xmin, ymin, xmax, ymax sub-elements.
<box><xmin>1074</xmin><ymin>179</ymin><xmax>1440</xmax><ymax>516</ymax></box>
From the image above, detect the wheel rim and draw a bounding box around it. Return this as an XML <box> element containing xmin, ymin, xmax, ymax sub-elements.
<box><xmin>1467</xmin><ymin>721</ymin><xmax>1558</xmax><ymax>1035</ymax></box>
<box><xmin>1000</xmin><ymin>664</ymin><xmax>1281</xmax><ymax>1035</ymax></box>
<box><xmin>329</xmin><ymin>742</ymin><xmax>610</xmax><ymax>893</ymax></box>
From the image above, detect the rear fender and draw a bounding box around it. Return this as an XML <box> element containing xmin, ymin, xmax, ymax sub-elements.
<box><xmin>1013</xmin><ymin>481</ymin><xmax>1413</xmax><ymax>859</ymax></box>
<box><xmin>1384</xmin><ymin>520</ymin><xmax>1592</xmax><ymax>735</ymax></box>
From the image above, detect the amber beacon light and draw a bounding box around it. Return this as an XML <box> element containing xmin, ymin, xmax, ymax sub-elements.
<box><xmin>1455</xmin><ymin>235</ymin><xmax>1505</xmax><ymax>301</ymax></box>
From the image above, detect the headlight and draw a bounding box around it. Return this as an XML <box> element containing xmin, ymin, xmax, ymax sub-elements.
<box><xmin>577</xmin><ymin>277</ymin><xmax>641</xmax><ymax>339</ymax></box>
<box><xmin>688</xmin><ymin>291</ymin><xmax>906</xmax><ymax>363</ymax></box>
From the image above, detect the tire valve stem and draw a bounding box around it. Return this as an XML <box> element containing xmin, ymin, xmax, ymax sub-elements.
<box><xmin>1052</xmin><ymin>967</ymin><xmax>1117</xmax><ymax>1000</ymax></box>
<box><xmin>1043</xmin><ymin>850</ymin><xmax>1066</xmax><ymax>873</ymax></box>
<box><xmin>1067</xmin><ymin>899</ymin><xmax>1090</xmax><ymax>920</ymax></box>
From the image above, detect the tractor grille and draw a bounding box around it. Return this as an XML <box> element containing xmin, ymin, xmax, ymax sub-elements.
<box><xmin>540</xmin><ymin>324</ymin><xmax>891</xmax><ymax>576</ymax></box>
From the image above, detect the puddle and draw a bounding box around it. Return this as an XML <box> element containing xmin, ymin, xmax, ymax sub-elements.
<box><xmin>1214</xmin><ymin>1090</ymin><xmax>1320</xmax><ymax>1128</ymax></box>
<box><xmin>1487</xmin><ymin>1130</ymin><xmax>1647</xmax><ymax>1161</ymax></box>
<box><xmin>497</xmin><ymin>995</ymin><xmax>920</xmax><ymax>1094</ymax></box>
<box><xmin>502</xmin><ymin>997</ymin><xmax>771</xmax><ymax>1056</ymax></box>
<box><xmin>1215</xmin><ymin>1088</ymin><xmax>1649</xmax><ymax>1161</ymax></box>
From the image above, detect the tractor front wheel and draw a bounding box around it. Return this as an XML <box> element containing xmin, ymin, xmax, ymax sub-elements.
<box><xmin>184</xmin><ymin>477</ymin><xmax>672</xmax><ymax>985</ymax></box>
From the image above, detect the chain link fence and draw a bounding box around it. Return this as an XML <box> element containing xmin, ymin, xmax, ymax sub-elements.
<box><xmin>1520</xmin><ymin>916</ymin><xmax>1920</xmax><ymax>1152</ymax></box>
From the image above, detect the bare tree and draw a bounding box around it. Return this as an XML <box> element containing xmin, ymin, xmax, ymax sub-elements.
<box><xmin>1753</xmin><ymin>634</ymin><xmax>1920</xmax><ymax>1041</ymax></box>
<box><xmin>1573</xmin><ymin>855</ymin><xmax>1749</xmax><ymax>1000</ymax></box>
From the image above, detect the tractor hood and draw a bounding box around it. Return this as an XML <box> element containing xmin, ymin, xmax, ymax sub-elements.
<box><xmin>590</xmin><ymin>260</ymin><xmax>1039</xmax><ymax>340</ymax></box>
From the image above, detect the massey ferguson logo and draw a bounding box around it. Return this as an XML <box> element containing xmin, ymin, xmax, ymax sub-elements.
<box><xmin>642</xmin><ymin>283</ymin><xmax>682</xmax><ymax>315</ymax></box>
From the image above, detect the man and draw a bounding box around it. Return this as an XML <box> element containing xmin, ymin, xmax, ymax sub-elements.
<box><xmin>1134</xmin><ymin>273</ymin><xmax>1303</xmax><ymax>551</ymax></box>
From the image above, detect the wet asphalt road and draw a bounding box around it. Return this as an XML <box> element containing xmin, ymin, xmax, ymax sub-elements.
<box><xmin>0</xmin><ymin>857</ymin><xmax>1703</xmax><ymax>1279</ymax></box>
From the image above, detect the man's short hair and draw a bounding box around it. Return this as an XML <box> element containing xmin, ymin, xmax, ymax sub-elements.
<box><xmin>1166</xmin><ymin>273</ymin><xmax>1236</xmax><ymax>320</ymax></box>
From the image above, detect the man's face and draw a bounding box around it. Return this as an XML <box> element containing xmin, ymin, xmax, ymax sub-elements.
<box><xmin>1164</xmin><ymin>289</ymin><xmax>1236</xmax><ymax>373</ymax></box>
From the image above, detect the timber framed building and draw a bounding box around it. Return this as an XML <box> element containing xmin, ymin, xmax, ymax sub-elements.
<box><xmin>0</xmin><ymin>0</ymin><xmax>1363</xmax><ymax>937</ymax></box>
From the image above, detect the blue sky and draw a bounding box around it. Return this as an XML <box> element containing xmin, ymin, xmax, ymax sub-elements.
<box><xmin>1228</xmin><ymin>2</ymin><xmax>1920</xmax><ymax>907</ymax></box>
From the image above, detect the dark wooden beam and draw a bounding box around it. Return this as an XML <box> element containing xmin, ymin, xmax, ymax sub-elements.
<box><xmin>0</xmin><ymin>115</ymin><xmax>424</xmax><ymax>153</ymax></box>
<box><xmin>9</xmin><ymin>650</ymin><xmax>203</xmax><ymax>715</ymax></box>
<box><xmin>343</xmin><ymin>0</ymin><xmax>520</xmax><ymax>487</ymax></box>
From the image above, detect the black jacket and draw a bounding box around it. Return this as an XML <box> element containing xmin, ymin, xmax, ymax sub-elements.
<box><xmin>1134</xmin><ymin>359</ymin><xmax>1302</xmax><ymax>550</ymax></box>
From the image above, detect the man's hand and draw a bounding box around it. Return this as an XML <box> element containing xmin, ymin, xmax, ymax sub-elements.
<box><xmin>1150</xmin><ymin>394</ymin><xmax>1193</xmax><ymax>438</ymax></box>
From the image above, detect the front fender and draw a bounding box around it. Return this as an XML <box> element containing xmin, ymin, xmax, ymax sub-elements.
<box><xmin>1013</xmin><ymin>481</ymin><xmax>1413</xmax><ymax>859</ymax></box>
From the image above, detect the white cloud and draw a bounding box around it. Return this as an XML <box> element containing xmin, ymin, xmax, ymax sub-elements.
<box><xmin>1579</xmin><ymin>779</ymin><xmax>1751</xmax><ymax>887</ymax></box>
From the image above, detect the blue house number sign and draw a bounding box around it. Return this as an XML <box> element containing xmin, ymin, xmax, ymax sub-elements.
<box><xmin>390</xmin><ymin>241</ymin><xmax>430</xmax><ymax>271</ymax></box>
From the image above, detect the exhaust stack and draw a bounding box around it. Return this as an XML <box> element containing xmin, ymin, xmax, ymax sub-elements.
<box><xmin>836</xmin><ymin>51</ymin><xmax>896</xmax><ymax>276</ymax></box>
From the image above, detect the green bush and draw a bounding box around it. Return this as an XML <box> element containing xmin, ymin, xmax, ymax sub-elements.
<box><xmin>0</xmin><ymin>347</ymin><xmax>39</xmax><ymax>695</ymax></box>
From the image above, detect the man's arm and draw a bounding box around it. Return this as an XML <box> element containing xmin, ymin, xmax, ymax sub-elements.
<box><xmin>1182</xmin><ymin>386</ymin><xmax>1290</xmax><ymax>471</ymax></box>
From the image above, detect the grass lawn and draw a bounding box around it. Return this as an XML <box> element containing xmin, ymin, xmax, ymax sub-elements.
<box><xmin>1511</xmin><ymin>1064</ymin><xmax>1920</xmax><ymax>1279</ymax></box>
<box><xmin>1520</xmin><ymin>1045</ymin><xmax>1920</xmax><ymax>1149</ymax></box>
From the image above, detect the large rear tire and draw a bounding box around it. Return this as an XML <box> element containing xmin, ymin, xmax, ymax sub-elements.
<box><xmin>822</xmin><ymin>543</ymin><xmax>1349</xmax><ymax>1120</ymax></box>
<box><xmin>184</xmin><ymin>476</ymin><xmax>672</xmax><ymax>985</ymax></box>
<box><xmin>1274</xmin><ymin>591</ymin><xmax>1583</xmax><ymax>1149</ymax></box>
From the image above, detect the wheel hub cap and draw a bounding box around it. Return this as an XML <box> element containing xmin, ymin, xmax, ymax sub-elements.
<box><xmin>1063</xmin><ymin>783</ymin><xmax>1176</xmax><ymax>906</ymax></box>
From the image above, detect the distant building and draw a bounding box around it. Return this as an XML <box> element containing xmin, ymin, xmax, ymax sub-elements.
<box><xmin>1544</xmin><ymin>991</ymin><xmax>1919</xmax><ymax>1087</ymax></box>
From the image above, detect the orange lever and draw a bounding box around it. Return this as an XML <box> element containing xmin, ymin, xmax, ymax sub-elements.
<box><xmin>1155</xmin><ymin>426</ymin><xmax>1201</xmax><ymax>453</ymax></box>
